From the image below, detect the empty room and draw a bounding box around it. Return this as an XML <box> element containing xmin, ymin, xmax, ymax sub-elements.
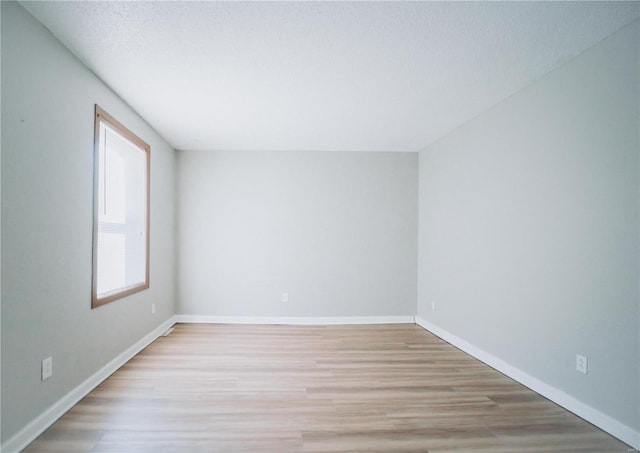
<box><xmin>1</xmin><ymin>1</ymin><xmax>638</xmax><ymax>452</ymax></box>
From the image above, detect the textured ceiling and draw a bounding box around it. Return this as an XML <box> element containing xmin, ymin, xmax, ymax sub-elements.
<box><xmin>21</xmin><ymin>1</ymin><xmax>639</xmax><ymax>152</ymax></box>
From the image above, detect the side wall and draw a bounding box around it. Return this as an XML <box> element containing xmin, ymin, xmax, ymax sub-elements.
<box><xmin>417</xmin><ymin>20</ymin><xmax>639</xmax><ymax>434</ymax></box>
<box><xmin>1</xmin><ymin>1</ymin><xmax>176</xmax><ymax>442</ymax></box>
<box><xmin>178</xmin><ymin>151</ymin><xmax>417</xmax><ymax>318</ymax></box>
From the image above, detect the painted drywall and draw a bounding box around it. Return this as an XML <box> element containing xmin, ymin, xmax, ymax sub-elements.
<box><xmin>178</xmin><ymin>151</ymin><xmax>417</xmax><ymax>317</ymax></box>
<box><xmin>0</xmin><ymin>1</ymin><xmax>3</xmax><ymax>442</ymax></box>
<box><xmin>1</xmin><ymin>1</ymin><xmax>176</xmax><ymax>442</ymax></box>
<box><xmin>417</xmin><ymin>20</ymin><xmax>639</xmax><ymax>432</ymax></box>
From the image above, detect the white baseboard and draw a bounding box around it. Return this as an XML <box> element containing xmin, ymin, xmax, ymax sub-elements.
<box><xmin>414</xmin><ymin>316</ymin><xmax>639</xmax><ymax>450</ymax></box>
<box><xmin>0</xmin><ymin>316</ymin><xmax>178</xmax><ymax>453</ymax></box>
<box><xmin>174</xmin><ymin>314</ymin><xmax>416</xmax><ymax>326</ymax></box>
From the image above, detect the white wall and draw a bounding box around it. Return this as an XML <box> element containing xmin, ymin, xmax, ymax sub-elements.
<box><xmin>417</xmin><ymin>20</ymin><xmax>639</xmax><ymax>433</ymax></box>
<box><xmin>178</xmin><ymin>151</ymin><xmax>417</xmax><ymax>318</ymax></box>
<box><xmin>1</xmin><ymin>1</ymin><xmax>176</xmax><ymax>442</ymax></box>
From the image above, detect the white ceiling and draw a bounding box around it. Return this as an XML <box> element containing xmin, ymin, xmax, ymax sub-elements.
<box><xmin>21</xmin><ymin>1</ymin><xmax>639</xmax><ymax>152</ymax></box>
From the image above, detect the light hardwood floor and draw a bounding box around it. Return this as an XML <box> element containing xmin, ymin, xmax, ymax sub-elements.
<box><xmin>25</xmin><ymin>323</ymin><xmax>630</xmax><ymax>452</ymax></box>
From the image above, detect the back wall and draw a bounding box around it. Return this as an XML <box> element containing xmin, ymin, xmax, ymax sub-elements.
<box><xmin>177</xmin><ymin>151</ymin><xmax>417</xmax><ymax>318</ymax></box>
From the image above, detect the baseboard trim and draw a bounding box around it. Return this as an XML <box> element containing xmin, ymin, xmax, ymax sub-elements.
<box><xmin>174</xmin><ymin>314</ymin><xmax>416</xmax><ymax>326</ymax></box>
<box><xmin>414</xmin><ymin>316</ymin><xmax>639</xmax><ymax>450</ymax></box>
<box><xmin>1</xmin><ymin>316</ymin><xmax>178</xmax><ymax>453</ymax></box>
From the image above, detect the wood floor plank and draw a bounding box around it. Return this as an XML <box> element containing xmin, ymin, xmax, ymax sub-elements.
<box><xmin>24</xmin><ymin>323</ymin><xmax>630</xmax><ymax>452</ymax></box>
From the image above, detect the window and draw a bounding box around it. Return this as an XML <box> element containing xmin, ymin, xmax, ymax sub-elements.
<box><xmin>92</xmin><ymin>105</ymin><xmax>150</xmax><ymax>308</ymax></box>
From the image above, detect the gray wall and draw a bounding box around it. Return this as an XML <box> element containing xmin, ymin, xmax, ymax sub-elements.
<box><xmin>178</xmin><ymin>151</ymin><xmax>417</xmax><ymax>317</ymax></box>
<box><xmin>417</xmin><ymin>20</ymin><xmax>639</xmax><ymax>430</ymax></box>
<box><xmin>1</xmin><ymin>2</ymin><xmax>177</xmax><ymax>441</ymax></box>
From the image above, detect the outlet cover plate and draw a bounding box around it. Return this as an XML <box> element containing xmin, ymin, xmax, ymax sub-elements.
<box><xmin>576</xmin><ymin>354</ymin><xmax>588</xmax><ymax>374</ymax></box>
<box><xmin>42</xmin><ymin>356</ymin><xmax>53</xmax><ymax>381</ymax></box>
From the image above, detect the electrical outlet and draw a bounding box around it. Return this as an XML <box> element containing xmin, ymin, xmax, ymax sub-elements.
<box><xmin>151</xmin><ymin>303</ymin><xmax>156</xmax><ymax>314</ymax></box>
<box><xmin>431</xmin><ymin>300</ymin><xmax>436</xmax><ymax>311</ymax></box>
<box><xmin>576</xmin><ymin>354</ymin><xmax>588</xmax><ymax>374</ymax></box>
<box><xmin>282</xmin><ymin>293</ymin><xmax>289</xmax><ymax>303</ymax></box>
<box><xmin>42</xmin><ymin>356</ymin><xmax>53</xmax><ymax>381</ymax></box>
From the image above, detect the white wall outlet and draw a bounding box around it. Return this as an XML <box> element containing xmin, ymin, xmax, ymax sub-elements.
<box><xmin>576</xmin><ymin>354</ymin><xmax>588</xmax><ymax>374</ymax></box>
<box><xmin>431</xmin><ymin>300</ymin><xmax>436</xmax><ymax>311</ymax></box>
<box><xmin>151</xmin><ymin>303</ymin><xmax>156</xmax><ymax>314</ymax></box>
<box><xmin>42</xmin><ymin>356</ymin><xmax>53</xmax><ymax>381</ymax></box>
<box><xmin>282</xmin><ymin>293</ymin><xmax>289</xmax><ymax>303</ymax></box>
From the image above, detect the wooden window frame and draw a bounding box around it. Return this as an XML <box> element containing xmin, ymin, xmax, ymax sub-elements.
<box><xmin>92</xmin><ymin>105</ymin><xmax>150</xmax><ymax>308</ymax></box>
